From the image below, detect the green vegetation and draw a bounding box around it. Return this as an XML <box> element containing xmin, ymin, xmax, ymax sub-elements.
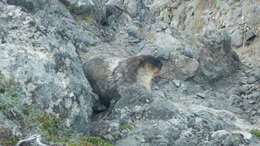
<box><xmin>69</xmin><ymin>137</ymin><xmax>113</xmax><ymax>146</ymax></box>
<box><xmin>22</xmin><ymin>107</ymin><xmax>71</xmax><ymax>144</ymax></box>
<box><xmin>37</xmin><ymin>112</ymin><xmax>113</xmax><ymax>145</ymax></box>
<box><xmin>0</xmin><ymin>73</ymin><xmax>112</xmax><ymax>145</ymax></box>
<box><xmin>250</xmin><ymin>129</ymin><xmax>260</xmax><ymax>140</ymax></box>
<box><xmin>20</xmin><ymin>105</ymin><xmax>112</xmax><ymax>145</ymax></box>
<box><xmin>38</xmin><ymin>112</ymin><xmax>63</xmax><ymax>142</ymax></box>
<box><xmin>85</xmin><ymin>16</ymin><xmax>94</xmax><ymax>23</ymax></box>
<box><xmin>0</xmin><ymin>72</ymin><xmax>21</xmax><ymax>111</ymax></box>
<box><xmin>119</xmin><ymin>124</ymin><xmax>134</xmax><ymax>131</ymax></box>
<box><xmin>0</xmin><ymin>136</ymin><xmax>18</xmax><ymax>146</ymax></box>
<box><xmin>0</xmin><ymin>72</ymin><xmax>20</xmax><ymax>146</ymax></box>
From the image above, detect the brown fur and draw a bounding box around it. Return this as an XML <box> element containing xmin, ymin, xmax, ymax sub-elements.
<box><xmin>84</xmin><ymin>55</ymin><xmax>162</xmax><ymax>108</ymax></box>
<box><xmin>122</xmin><ymin>55</ymin><xmax>162</xmax><ymax>84</ymax></box>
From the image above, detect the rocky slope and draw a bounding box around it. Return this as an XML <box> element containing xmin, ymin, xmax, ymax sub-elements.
<box><xmin>0</xmin><ymin>0</ymin><xmax>259</xmax><ymax>145</ymax></box>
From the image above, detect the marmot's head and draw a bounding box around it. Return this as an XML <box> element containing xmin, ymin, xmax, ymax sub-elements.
<box><xmin>125</xmin><ymin>55</ymin><xmax>162</xmax><ymax>89</ymax></box>
<box><xmin>138</xmin><ymin>55</ymin><xmax>162</xmax><ymax>76</ymax></box>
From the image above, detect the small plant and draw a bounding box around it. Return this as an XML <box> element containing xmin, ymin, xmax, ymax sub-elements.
<box><xmin>85</xmin><ymin>16</ymin><xmax>94</xmax><ymax>23</ymax></box>
<box><xmin>0</xmin><ymin>72</ymin><xmax>22</xmax><ymax>111</ymax></box>
<box><xmin>38</xmin><ymin>112</ymin><xmax>62</xmax><ymax>142</ymax></box>
<box><xmin>250</xmin><ymin>129</ymin><xmax>260</xmax><ymax>140</ymax></box>
<box><xmin>119</xmin><ymin>124</ymin><xmax>134</xmax><ymax>131</ymax></box>
<box><xmin>69</xmin><ymin>137</ymin><xmax>113</xmax><ymax>146</ymax></box>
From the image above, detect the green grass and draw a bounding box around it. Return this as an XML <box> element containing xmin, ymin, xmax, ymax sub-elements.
<box><xmin>250</xmin><ymin>129</ymin><xmax>260</xmax><ymax>140</ymax></box>
<box><xmin>85</xmin><ymin>16</ymin><xmax>94</xmax><ymax>23</ymax></box>
<box><xmin>0</xmin><ymin>72</ymin><xmax>112</xmax><ymax>145</ymax></box>
<box><xmin>38</xmin><ymin>112</ymin><xmax>62</xmax><ymax>142</ymax></box>
<box><xmin>119</xmin><ymin>124</ymin><xmax>134</xmax><ymax>131</ymax></box>
<box><xmin>0</xmin><ymin>72</ymin><xmax>20</xmax><ymax>146</ymax></box>
<box><xmin>0</xmin><ymin>72</ymin><xmax>22</xmax><ymax>111</ymax></box>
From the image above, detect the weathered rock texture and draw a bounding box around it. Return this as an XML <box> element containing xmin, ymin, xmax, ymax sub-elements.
<box><xmin>0</xmin><ymin>0</ymin><xmax>259</xmax><ymax>145</ymax></box>
<box><xmin>0</xmin><ymin>0</ymin><xmax>97</xmax><ymax>137</ymax></box>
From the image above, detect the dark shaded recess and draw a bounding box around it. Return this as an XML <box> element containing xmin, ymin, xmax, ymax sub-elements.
<box><xmin>83</xmin><ymin>58</ymin><xmax>115</xmax><ymax>113</ymax></box>
<box><xmin>59</xmin><ymin>0</ymin><xmax>94</xmax><ymax>19</ymax></box>
<box><xmin>100</xmin><ymin>5</ymin><xmax>123</xmax><ymax>26</ymax></box>
<box><xmin>59</xmin><ymin>0</ymin><xmax>71</xmax><ymax>8</ymax></box>
<box><xmin>6</xmin><ymin>0</ymin><xmax>47</xmax><ymax>13</ymax></box>
<box><xmin>246</xmin><ymin>33</ymin><xmax>256</xmax><ymax>44</ymax></box>
<box><xmin>7</xmin><ymin>0</ymin><xmax>34</xmax><ymax>12</ymax></box>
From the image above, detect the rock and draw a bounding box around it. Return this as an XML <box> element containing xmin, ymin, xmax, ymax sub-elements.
<box><xmin>247</xmin><ymin>92</ymin><xmax>260</xmax><ymax>104</ymax></box>
<box><xmin>141</xmin><ymin>29</ymin><xmax>240</xmax><ymax>82</ymax></box>
<box><xmin>210</xmin><ymin>130</ymin><xmax>248</xmax><ymax>146</ymax></box>
<box><xmin>1</xmin><ymin>0</ymin><xmax>260</xmax><ymax>145</ymax></box>
<box><xmin>102</xmin><ymin>4</ymin><xmax>123</xmax><ymax>26</ymax></box>
<box><xmin>251</xmin><ymin>68</ymin><xmax>260</xmax><ymax>80</ymax></box>
<box><xmin>115</xmin><ymin>84</ymin><xmax>152</xmax><ymax>109</ymax></box>
<box><xmin>6</xmin><ymin>0</ymin><xmax>47</xmax><ymax>13</ymax></box>
<box><xmin>60</xmin><ymin>0</ymin><xmax>105</xmax><ymax>23</ymax></box>
<box><xmin>231</xmin><ymin>28</ymin><xmax>243</xmax><ymax>47</ymax></box>
<box><xmin>106</xmin><ymin>0</ymin><xmax>149</xmax><ymax>21</ymax></box>
<box><xmin>247</xmin><ymin>76</ymin><xmax>257</xmax><ymax>84</ymax></box>
<box><xmin>144</xmin><ymin>101</ymin><xmax>178</xmax><ymax>120</ymax></box>
<box><xmin>0</xmin><ymin>1</ymin><xmax>96</xmax><ymax>134</ymax></box>
<box><xmin>115</xmin><ymin>136</ymin><xmax>145</xmax><ymax>146</ymax></box>
<box><xmin>196</xmin><ymin>92</ymin><xmax>208</xmax><ymax>99</ymax></box>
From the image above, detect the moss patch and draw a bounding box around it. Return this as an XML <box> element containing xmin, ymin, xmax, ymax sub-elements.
<box><xmin>250</xmin><ymin>129</ymin><xmax>260</xmax><ymax>140</ymax></box>
<box><xmin>119</xmin><ymin>124</ymin><xmax>134</xmax><ymax>131</ymax></box>
<box><xmin>85</xmin><ymin>16</ymin><xmax>94</xmax><ymax>23</ymax></box>
<box><xmin>38</xmin><ymin>112</ymin><xmax>62</xmax><ymax>141</ymax></box>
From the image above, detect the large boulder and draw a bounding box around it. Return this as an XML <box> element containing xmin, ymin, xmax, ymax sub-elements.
<box><xmin>141</xmin><ymin>29</ymin><xmax>240</xmax><ymax>82</ymax></box>
<box><xmin>90</xmin><ymin>90</ymin><xmax>252</xmax><ymax>146</ymax></box>
<box><xmin>0</xmin><ymin>1</ymin><xmax>96</xmax><ymax>134</ymax></box>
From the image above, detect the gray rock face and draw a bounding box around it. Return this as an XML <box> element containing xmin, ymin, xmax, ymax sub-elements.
<box><xmin>0</xmin><ymin>113</ymin><xmax>22</xmax><ymax>143</ymax></box>
<box><xmin>0</xmin><ymin>0</ymin><xmax>96</xmax><ymax>134</ymax></box>
<box><xmin>6</xmin><ymin>0</ymin><xmax>47</xmax><ymax>13</ymax></box>
<box><xmin>60</xmin><ymin>0</ymin><xmax>106</xmax><ymax>23</ymax></box>
<box><xmin>139</xmin><ymin>29</ymin><xmax>240</xmax><ymax>82</ymax></box>
<box><xmin>0</xmin><ymin>0</ymin><xmax>259</xmax><ymax>146</ymax></box>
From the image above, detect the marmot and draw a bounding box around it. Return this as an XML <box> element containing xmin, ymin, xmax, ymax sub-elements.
<box><xmin>84</xmin><ymin>55</ymin><xmax>162</xmax><ymax>110</ymax></box>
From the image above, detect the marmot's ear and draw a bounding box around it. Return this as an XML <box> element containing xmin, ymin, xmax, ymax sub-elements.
<box><xmin>138</xmin><ymin>55</ymin><xmax>146</xmax><ymax>67</ymax></box>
